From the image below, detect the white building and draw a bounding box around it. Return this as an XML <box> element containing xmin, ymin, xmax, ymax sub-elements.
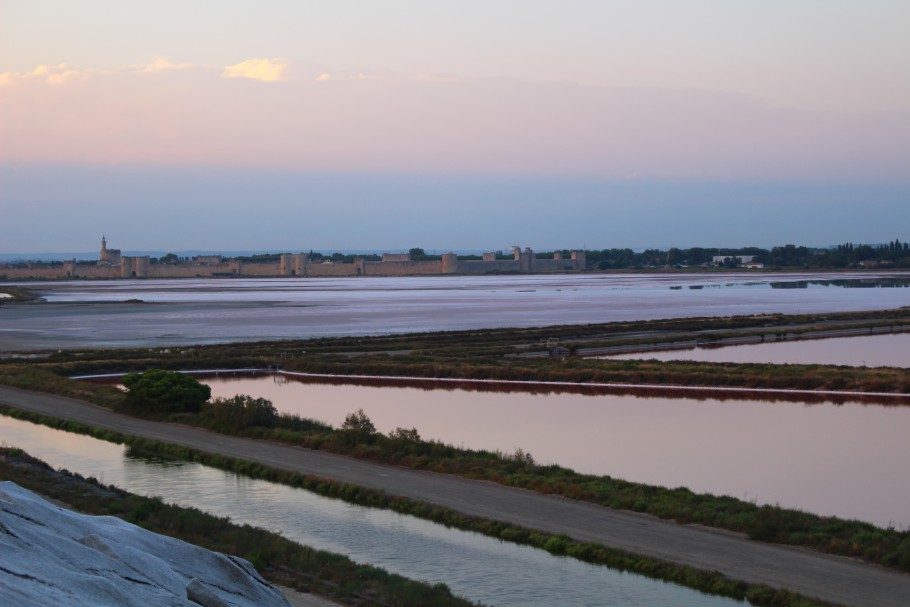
<box><xmin>712</xmin><ymin>255</ymin><xmax>755</xmax><ymax>266</ymax></box>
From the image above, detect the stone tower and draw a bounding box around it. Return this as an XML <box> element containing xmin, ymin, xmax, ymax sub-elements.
<box><xmin>99</xmin><ymin>236</ymin><xmax>122</xmax><ymax>266</ymax></box>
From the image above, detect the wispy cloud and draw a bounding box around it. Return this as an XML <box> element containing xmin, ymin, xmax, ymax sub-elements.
<box><xmin>134</xmin><ymin>57</ymin><xmax>195</xmax><ymax>74</ymax></box>
<box><xmin>222</xmin><ymin>58</ymin><xmax>287</xmax><ymax>82</ymax></box>
<box><xmin>0</xmin><ymin>63</ymin><xmax>91</xmax><ymax>86</ymax></box>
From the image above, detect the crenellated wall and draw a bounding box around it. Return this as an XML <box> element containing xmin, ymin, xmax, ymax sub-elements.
<box><xmin>306</xmin><ymin>262</ymin><xmax>358</xmax><ymax>276</ymax></box>
<box><xmin>1</xmin><ymin>246</ymin><xmax>587</xmax><ymax>280</ymax></box>
<box><xmin>456</xmin><ymin>259</ymin><xmax>521</xmax><ymax>274</ymax></box>
<box><xmin>362</xmin><ymin>260</ymin><xmax>442</xmax><ymax>276</ymax></box>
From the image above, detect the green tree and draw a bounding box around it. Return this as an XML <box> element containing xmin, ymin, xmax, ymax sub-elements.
<box><xmin>121</xmin><ymin>369</ymin><xmax>211</xmax><ymax>415</ymax></box>
<box><xmin>389</xmin><ymin>427</ymin><xmax>421</xmax><ymax>442</ymax></box>
<box><xmin>341</xmin><ymin>409</ymin><xmax>376</xmax><ymax>435</ymax></box>
<box><xmin>202</xmin><ymin>395</ymin><xmax>277</xmax><ymax>431</ymax></box>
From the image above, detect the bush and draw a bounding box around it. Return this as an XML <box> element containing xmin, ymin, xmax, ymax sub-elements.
<box><xmin>201</xmin><ymin>395</ymin><xmax>278</xmax><ymax>432</ymax></box>
<box><xmin>120</xmin><ymin>369</ymin><xmax>211</xmax><ymax>415</ymax></box>
<box><xmin>341</xmin><ymin>409</ymin><xmax>376</xmax><ymax>435</ymax></box>
<box><xmin>389</xmin><ymin>427</ymin><xmax>421</xmax><ymax>442</ymax></box>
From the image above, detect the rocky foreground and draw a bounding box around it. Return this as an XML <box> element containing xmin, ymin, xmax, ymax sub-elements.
<box><xmin>0</xmin><ymin>481</ymin><xmax>290</xmax><ymax>607</ymax></box>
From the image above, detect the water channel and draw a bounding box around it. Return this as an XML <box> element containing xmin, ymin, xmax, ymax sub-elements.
<box><xmin>606</xmin><ymin>332</ymin><xmax>910</xmax><ymax>367</ymax></box>
<box><xmin>203</xmin><ymin>375</ymin><xmax>910</xmax><ymax>528</ymax></box>
<box><xmin>0</xmin><ymin>414</ymin><xmax>747</xmax><ymax>607</ymax></box>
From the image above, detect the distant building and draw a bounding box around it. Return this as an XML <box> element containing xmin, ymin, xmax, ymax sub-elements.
<box><xmin>98</xmin><ymin>236</ymin><xmax>121</xmax><ymax>266</ymax></box>
<box><xmin>4</xmin><ymin>239</ymin><xmax>589</xmax><ymax>280</ymax></box>
<box><xmin>712</xmin><ymin>255</ymin><xmax>755</xmax><ymax>266</ymax></box>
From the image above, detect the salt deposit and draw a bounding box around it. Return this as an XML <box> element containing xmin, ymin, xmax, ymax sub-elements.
<box><xmin>0</xmin><ymin>481</ymin><xmax>290</xmax><ymax>607</ymax></box>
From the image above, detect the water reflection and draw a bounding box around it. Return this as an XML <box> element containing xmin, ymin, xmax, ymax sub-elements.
<box><xmin>3</xmin><ymin>272</ymin><xmax>909</xmax><ymax>351</ymax></box>
<box><xmin>202</xmin><ymin>375</ymin><xmax>910</xmax><ymax>528</ymax></box>
<box><xmin>0</xmin><ymin>415</ymin><xmax>746</xmax><ymax>607</ymax></box>
<box><xmin>608</xmin><ymin>332</ymin><xmax>910</xmax><ymax>368</ymax></box>
<box><xmin>769</xmin><ymin>277</ymin><xmax>910</xmax><ymax>289</ymax></box>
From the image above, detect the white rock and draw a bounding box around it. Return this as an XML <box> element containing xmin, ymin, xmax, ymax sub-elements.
<box><xmin>0</xmin><ymin>481</ymin><xmax>290</xmax><ymax>607</ymax></box>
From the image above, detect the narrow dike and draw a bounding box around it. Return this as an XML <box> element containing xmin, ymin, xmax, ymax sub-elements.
<box><xmin>70</xmin><ymin>369</ymin><xmax>910</xmax><ymax>401</ymax></box>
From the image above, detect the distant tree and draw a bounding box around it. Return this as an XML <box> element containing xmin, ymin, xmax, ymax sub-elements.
<box><xmin>159</xmin><ymin>253</ymin><xmax>179</xmax><ymax>264</ymax></box>
<box><xmin>389</xmin><ymin>426</ymin><xmax>421</xmax><ymax>442</ymax></box>
<box><xmin>409</xmin><ymin>247</ymin><xmax>427</xmax><ymax>259</ymax></box>
<box><xmin>121</xmin><ymin>369</ymin><xmax>211</xmax><ymax>415</ymax></box>
<box><xmin>341</xmin><ymin>409</ymin><xmax>376</xmax><ymax>435</ymax></box>
<box><xmin>202</xmin><ymin>395</ymin><xmax>277</xmax><ymax>430</ymax></box>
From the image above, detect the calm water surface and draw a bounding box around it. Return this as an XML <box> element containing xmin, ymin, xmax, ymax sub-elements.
<box><xmin>1</xmin><ymin>272</ymin><xmax>908</xmax><ymax>350</ymax></box>
<box><xmin>206</xmin><ymin>376</ymin><xmax>910</xmax><ymax>528</ymax></box>
<box><xmin>607</xmin><ymin>332</ymin><xmax>910</xmax><ymax>367</ymax></box>
<box><xmin>0</xmin><ymin>415</ymin><xmax>746</xmax><ymax>607</ymax></box>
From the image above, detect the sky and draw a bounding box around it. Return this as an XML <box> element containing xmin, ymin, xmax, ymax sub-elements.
<box><xmin>1</xmin><ymin>1</ymin><xmax>909</xmax><ymax>252</ymax></box>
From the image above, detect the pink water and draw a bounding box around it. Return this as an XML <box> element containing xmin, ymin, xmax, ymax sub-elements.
<box><xmin>205</xmin><ymin>375</ymin><xmax>910</xmax><ymax>528</ymax></box>
<box><xmin>608</xmin><ymin>332</ymin><xmax>910</xmax><ymax>367</ymax></box>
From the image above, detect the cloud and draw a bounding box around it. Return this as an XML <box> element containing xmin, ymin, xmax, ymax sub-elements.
<box><xmin>222</xmin><ymin>58</ymin><xmax>287</xmax><ymax>82</ymax></box>
<box><xmin>134</xmin><ymin>57</ymin><xmax>194</xmax><ymax>73</ymax></box>
<box><xmin>0</xmin><ymin>63</ymin><xmax>91</xmax><ymax>87</ymax></box>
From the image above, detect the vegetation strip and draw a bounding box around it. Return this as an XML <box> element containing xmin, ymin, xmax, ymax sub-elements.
<box><xmin>0</xmin><ymin>446</ymin><xmax>474</xmax><ymax>607</ymax></box>
<box><xmin>0</xmin><ymin>407</ymin><xmax>845</xmax><ymax>607</ymax></box>
<box><xmin>279</xmin><ymin>370</ymin><xmax>910</xmax><ymax>399</ymax></box>
<box><xmin>69</xmin><ymin>368</ymin><xmax>910</xmax><ymax>399</ymax></box>
<box><xmin>6</xmin><ymin>308</ymin><xmax>909</xmax><ymax>396</ymax></box>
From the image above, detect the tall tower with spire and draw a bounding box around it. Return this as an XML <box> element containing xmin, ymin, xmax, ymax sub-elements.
<box><xmin>98</xmin><ymin>235</ymin><xmax>121</xmax><ymax>265</ymax></box>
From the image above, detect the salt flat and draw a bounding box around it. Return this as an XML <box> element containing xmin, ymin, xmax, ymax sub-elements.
<box><xmin>1</xmin><ymin>272</ymin><xmax>908</xmax><ymax>350</ymax></box>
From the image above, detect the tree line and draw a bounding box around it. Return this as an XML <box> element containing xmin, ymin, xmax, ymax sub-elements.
<box><xmin>580</xmin><ymin>239</ymin><xmax>909</xmax><ymax>269</ymax></box>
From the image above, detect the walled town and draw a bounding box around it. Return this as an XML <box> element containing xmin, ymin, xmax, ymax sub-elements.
<box><xmin>0</xmin><ymin>237</ymin><xmax>587</xmax><ymax>279</ymax></box>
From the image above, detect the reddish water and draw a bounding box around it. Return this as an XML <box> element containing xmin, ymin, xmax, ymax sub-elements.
<box><xmin>608</xmin><ymin>332</ymin><xmax>910</xmax><ymax>367</ymax></box>
<box><xmin>205</xmin><ymin>375</ymin><xmax>910</xmax><ymax>528</ymax></box>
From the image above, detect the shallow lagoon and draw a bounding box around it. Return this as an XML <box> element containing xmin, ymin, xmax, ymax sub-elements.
<box><xmin>204</xmin><ymin>375</ymin><xmax>910</xmax><ymax>528</ymax></box>
<box><xmin>606</xmin><ymin>332</ymin><xmax>910</xmax><ymax>367</ymax></box>
<box><xmin>1</xmin><ymin>272</ymin><xmax>908</xmax><ymax>350</ymax></box>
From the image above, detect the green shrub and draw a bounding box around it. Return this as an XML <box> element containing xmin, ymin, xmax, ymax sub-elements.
<box><xmin>120</xmin><ymin>369</ymin><xmax>211</xmax><ymax>415</ymax></box>
<box><xmin>201</xmin><ymin>395</ymin><xmax>277</xmax><ymax>432</ymax></box>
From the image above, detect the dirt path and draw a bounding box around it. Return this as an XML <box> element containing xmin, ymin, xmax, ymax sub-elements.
<box><xmin>1</xmin><ymin>385</ymin><xmax>909</xmax><ymax>607</ymax></box>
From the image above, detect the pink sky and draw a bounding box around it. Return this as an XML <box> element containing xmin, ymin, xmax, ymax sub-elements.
<box><xmin>1</xmin><ymin>2</ymin><xmax>908</xmax><ymax>250</ymax></box>
<box><xmin>1</xmin><ymin>61</ymin><xmax>907</xmax><ymax>181</ymax></box>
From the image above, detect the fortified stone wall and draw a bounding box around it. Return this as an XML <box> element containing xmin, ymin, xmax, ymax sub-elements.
<box><xmin>279</xmin><ymin>254</ymin><xmax>308</xmax><ymax>276</ymax></box>
<box><xmin>0</xmin><ymin>265</ymin><xmax>74</xmax><ymax>280</ymax></box>
<box><xmin>306</xmin><ymin>262</ymin><xmax>358</xmax><ymax>277</ymax></box>
<box><xmin>441</xmin><ymin>253</ymin><xmax>459</xmax><ymax>274</ymax></box>
<box><xmin>238</xmin><ymin>262</ymin><xmax>283</xmax><ymax>277</ymax></box>
<box><xmin>147</xmin><ymin>265</ymin><xmax>214</xmax><ymax>278</ymax></box>
<box><xmin>456</xmin><ymin>259</ymin><xmax>521</xmax><ymax>274</ymax></box>
<box><xmin>76</xmin><ymin>265</ymin><xmax>121</xmax><ymax>279</ymax></box>
<box><xmin>362</xmin><ymin>260</ymin><xmax>442</xmax><ymax>276</ymax></box>
<box><xmin>0</xmin><ymin>246</ymin><xmax>587</xmax><ymax>279</ymax></box>
<box><xmin>571</xmin><ymin>250</ymin><xmax>586</xmax><ymax>270</ymax></box>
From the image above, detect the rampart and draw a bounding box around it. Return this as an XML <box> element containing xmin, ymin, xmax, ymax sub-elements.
<box><xmin>1</xmin><ymin>243</ymin><xmax>586</xmax><ymax>280</ymax></box>
<box><xmin>362</xmin><ymin>260</ymin><xmax>443</xmax><ymax>276</ymax></box>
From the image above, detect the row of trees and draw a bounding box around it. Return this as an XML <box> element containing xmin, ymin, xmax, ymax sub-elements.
<box><xmin>143</xmin><ymin>238</ymin><xmax>909</xmax><ymax>270</ymax></box>
<box><xmin>584</xmin><ymin>240</ymin><xmax>910</xmax><ymax>270</ymax></box>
